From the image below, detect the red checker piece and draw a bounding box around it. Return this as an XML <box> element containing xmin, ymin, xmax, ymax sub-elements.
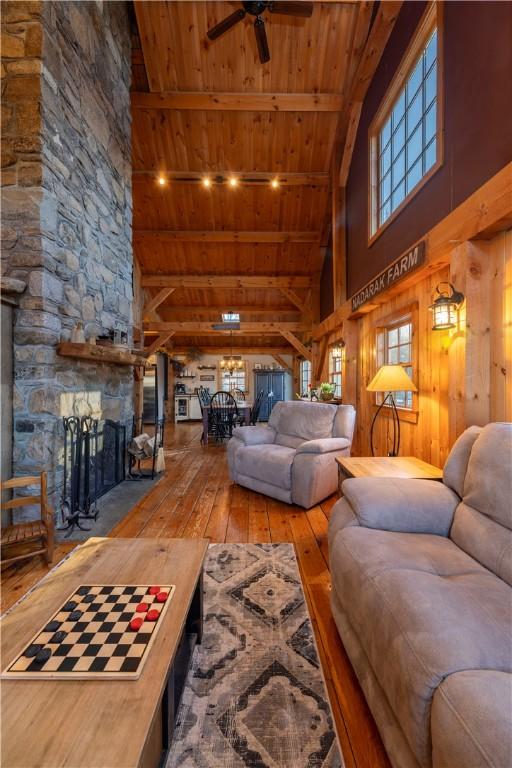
<box><xmin>146</xmin><ymin>608</ymin><xmax>160</xmax><ymax>622</ymax></box>
<box><xmin>148</xmin><ymin>586</ymin><xmax>160</xmax><ymax>595</ymax></box>
<box><xmin>130</xmin><ymin>617</ymin><xmax>144</xmax><ymax>631</ymax></box>
<box><xmin>156</xmin><ymin>591</ymin><xmax>168</xmax><ymax>603</ymax></box>
<box><xmin>136</xmin><ymin>602</ymin><xmax>149</xmax><ymax>613</ymax></box>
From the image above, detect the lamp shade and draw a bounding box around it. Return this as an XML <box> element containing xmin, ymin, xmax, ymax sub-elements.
<box><xmin>367</xmin><ymin>365</ymin><xmax>418</xmax><ymax>393</ymax></box>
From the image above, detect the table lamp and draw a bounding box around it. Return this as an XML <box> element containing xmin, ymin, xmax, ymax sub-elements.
<box><xmin>367</xmin><ymin>364</ymin><xmax>418</xmax><ymax>456</ymax></box>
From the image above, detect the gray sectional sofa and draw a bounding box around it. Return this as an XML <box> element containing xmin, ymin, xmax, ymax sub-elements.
<box><xmin>328</xmin><ymin>422</ymin><xmax>512</xmax><ymax>768</ymax></box>
<box><xmin>227</xmin><ymin>400</ymin><xmax>356</xmax><ymax>508</ymax></box>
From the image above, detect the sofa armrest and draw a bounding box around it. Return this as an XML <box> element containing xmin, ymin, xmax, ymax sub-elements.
<box><xmin>296</xmin><ymin>437</ymin><xmax>351</xmax><ymax>455</ymax></box>
<box><xmin>231</xmin><ymin>425</ymin><xmax>276</xmax><ymax>446</ymax></box>
<box><xmin>342</xmin><ymin>477</ymin><xmax>459</xmax><ymax>536</ymax></box>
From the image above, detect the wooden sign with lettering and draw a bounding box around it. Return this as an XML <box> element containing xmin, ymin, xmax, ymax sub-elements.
<box><xmin>350</xmin><ymin>241</ymin><xmax>426</xmax><ymax>312</ymax></box>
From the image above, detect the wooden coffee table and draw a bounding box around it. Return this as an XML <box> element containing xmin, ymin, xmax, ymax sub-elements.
<box><xmin>1</xmin><ymin>537</ymin><xmax>208</xmax><ymax>768</ymax></box>
<box><xmin>336</xmin><ymin>456</ymin><xmax>443</xmax><ymax>495</ymax></box>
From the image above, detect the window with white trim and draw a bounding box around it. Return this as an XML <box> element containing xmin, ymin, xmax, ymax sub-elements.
<box><xmin>220</xmin><ymin>364</ymin><xmax>247</xmax><ymax>394</ymax></box>
<box><xmin>329</xmin><ymin>346</ymin><xmax>343</xmax><ymax>398</ymax></box>
<box><xmin>299</xmin><ymin>359</ymin><xmax>311</xmax><ymax>396</ymax></box>
<box><xmin>369</xmin><ymin>5</ymin><xmax>441</xmax><ymax>239</ymax></box>
<box><xmin>376</xmin><ymin>319</ymin><xmax>414</xmax><ymax>409</ymax></box>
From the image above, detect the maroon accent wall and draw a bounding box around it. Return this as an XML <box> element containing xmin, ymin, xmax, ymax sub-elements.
<box><xmin>346</xmin><ymin>1</ymin><xmax>512</xmax><ymax>298</ymax></box>
<box><xmin>320</xmin><ymin>237</ymin><xmax>334</xmax><ymax>321</ymax></box>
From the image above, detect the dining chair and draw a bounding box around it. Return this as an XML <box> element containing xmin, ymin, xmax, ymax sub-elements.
<box><xmin>0</xmin><ymin>472</ymin><xmax>54</xmax><ymax>566</ymax></box>
<box><xmin>210</xmin><ymin>391</ymin><xmax>238</xmax><ymax>441</ymax></box>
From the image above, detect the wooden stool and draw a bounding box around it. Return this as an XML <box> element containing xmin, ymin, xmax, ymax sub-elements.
<box><xmin>1</xmin><ymin>472</ymin><xmax>54</xmax><ymax>567</ymax></box>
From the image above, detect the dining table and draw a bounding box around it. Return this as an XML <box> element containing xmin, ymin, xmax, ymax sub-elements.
<box><xmin>201</xmin><ymin>401</ymin><xmax>252</xmax><ymax>445</ymax></box>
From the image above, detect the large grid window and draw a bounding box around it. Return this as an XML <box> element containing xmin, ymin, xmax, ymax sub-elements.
<box><xmin>329</xmin><ymin>347</ymin><xmax>343</xmax><ymax>398</ymax></box>
<box><xmin>299</xmin><ymin>359</ymin><xmax>311</xmax><ymax>397</ymax></box>
<box><xmin>370</xmin><ymin>5</ymin><xmax>441</xmax><ymax>239</ymax></box>
<box><xmin>376</xmin><ymin>320</ymin><xmax>414</xmax><ymax>409</ymax></box>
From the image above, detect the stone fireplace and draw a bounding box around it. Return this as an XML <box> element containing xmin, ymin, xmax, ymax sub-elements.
<box><xmin>1</xmin><ymin>1</ymin><xmax>134</xmax><ymax>515</ymax></box>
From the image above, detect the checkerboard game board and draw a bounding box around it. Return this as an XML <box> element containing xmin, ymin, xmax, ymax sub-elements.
<box><xmin>2</xmin><ymin>584</ymin><xmax>175</xmax><ymax>680</ymax></box>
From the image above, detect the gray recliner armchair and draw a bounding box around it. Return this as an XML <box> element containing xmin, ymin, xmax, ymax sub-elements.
<box><xmin>227</xmin><ymin>400</ymin><xmax>356</xmax><ymax>509</ymax></box>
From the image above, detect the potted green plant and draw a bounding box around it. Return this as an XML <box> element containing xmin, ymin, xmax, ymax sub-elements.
<box><xmin>319</xmin><ymin>382</ymin><xmax>336</xmax><ymax>402</ymax></box>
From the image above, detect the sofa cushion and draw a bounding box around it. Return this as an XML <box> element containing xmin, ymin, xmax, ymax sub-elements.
<box><xmin>278</xmin><ymin>401</ymin><xmax>336</xmax><ymax>441</ymax></box>
<box><xmin>332</xmin><ymin>404</ymin><xmax>356</xmax><ymax>441</ymax></box>
<box><xmin>431</xmin><ymin>670</ymin><xmax>512</xmax><ymax>768</ymax></box>
<box><xmin>234</xmin><ymin>444</ymin><xmax>296</xmax><ymax>490</ymax></box>
<box><xmin>296</xmin><ymin>437</ymin><xmax>350</xmax><ymax>454</ymax></box>
<box><xmin>275</xmin><ymin>433</ymin><xmax>305</xmax><ymax>449</ymax></box>
<box><xmin>450</xmin><ymin>423</ymin><xmax>512</xmax><ymax>583</ymax></box>
<box><xmin>330</xmin><ymin>527</ymin><xmax>512</xmax><ymax>767</ymax></box>
<box><xmin>443</xmin><ymin>425</ymin><xmax>481</xmax><ymax>497</ymax></box>
<box><xmin>462</xmin><ymin>422</ymin><xmax>512</xmax><ymax>529</ymax></box>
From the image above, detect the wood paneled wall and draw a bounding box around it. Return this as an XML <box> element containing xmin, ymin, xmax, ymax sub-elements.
<box><xmin>331</xmin><ymin>229</ymin><xmax>511</xmax><ymax>466</ymax></box>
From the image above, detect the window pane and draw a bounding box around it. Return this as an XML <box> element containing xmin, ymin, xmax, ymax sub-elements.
<box><xmin>399</xmin><ymin>323</ymin><xmax>411</xmax><ymax>343</ymax></box>
<box><xmin>388</xmin><ymin>347</ymin><xmax>398</xmax><ymax>364</ymax></box>
<box><xmin>424</xmin><ymin>101</ymin><xmax>436</xmax><ymax>144</ymax></box>
<box><xmin>425</xmin><ymin>30</ymin><xmax>437</xmax><ymax>71</ymax></box>
<box><xmin>399</xmin><ymin>344</ymin><xmax>410</xmax><ymax>363</ymax></box>
<box><xmin>392</xmin><ymin>118</ymin><xmax>405</xmax><ymax>160</ymax></box>
<box><xmin>380</xmin><ymin>199</ymin><xmax>391</xmax><ymax>226</ymax></box>
<box><xmin>391</xmin><ymin>181</ymin><xmax>405</xmax><ymax>211</ymax></box>
<box><xmin>407</xmin><ymin>87</ymin><xmax>423</xmax><ymax>137</ymax></box>
<box><xmin>406</xmin><ymin>157</ymin><xmax>423</xmax><ymax>194</ymax></box>
<box><xmin>407</xmin><ymin>57</ymin><xmax>423</xmax><ymax>104</ymax></box>
<box><xmin>392</xmin><ymin>149</ymin><xmax>405</xmax><ymax>188</ymax></box>
<box><xmin>380</xmin><ymin>170</ymin><xmax>391</xmax><ymax>203</ymax></box>
<box><xmin>395</xmin><ymin>391</ymin><xmax>406</xmax><ymax>407</ymax></box>
<box><xmin>381</xmin><ymin>117</ymin><xmax>392</xmax><ymax>148</ymax></box>
<box><xmin>380</xmin><ymin>144</ymin><xmax>391</xmax><ymax>176</ymax></box>
<box><xmin>388</xmin><ymin>328</ymin><xmax>399</xmax><ymax>346</ymax></box>
<box><xmin>392</xmin><ymin>91</ymin><xmax>405</xmax><ymax>129</ymax></box>
<box><xmin>407</xmin><ymin>123</ymin><xmax>423</xmax><ymax>167</ymax></box>
<box><xmin>425</xmin><ymin>137</ymin><xmax>437</xmax><ymax>172</ymax></box>
<box><xmin>425</xmin><ymin>63</ymin><xmax>437</xmax><ymax>108</ymax></box>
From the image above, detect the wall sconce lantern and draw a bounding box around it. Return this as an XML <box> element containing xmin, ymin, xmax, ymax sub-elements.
<box><xmin>429</xmin><ymin>282</ymin><xmax>465</xmax><ymax>330</ymax></box>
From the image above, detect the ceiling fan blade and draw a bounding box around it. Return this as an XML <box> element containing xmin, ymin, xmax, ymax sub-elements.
<box><xmin>254</xmin><ymin>16</ymin><xmax>270</xmax><ymax>63</ymax></box>
<box><xmin>207</xmin><ymin>9</ymin><xmax>246</xmax><ymax>40</ymax></box>
<box><xmin>268</xmin><ymin>2</ymin><xmax>313</xmax><ymax>17</ymax></box>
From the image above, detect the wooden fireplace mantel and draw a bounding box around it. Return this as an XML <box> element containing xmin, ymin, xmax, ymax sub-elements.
<box><xmin>57</xmin><ymin>342</ymin><xmax>148</xmax><ymax>367</ymax></box>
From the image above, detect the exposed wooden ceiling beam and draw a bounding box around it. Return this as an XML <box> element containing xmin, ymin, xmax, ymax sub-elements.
<box><xmin>141</xmin><ymin>275</ymin><xmax>315</xmax><ymax>289</ymax></box>
<box><xmin>280</xmin><ymin>331</ymin><xmax>312</xmax><ymax>361</ymax></box>
<box><xmin>279</xmin><ymin>287</ymin><xmax>308</xmax><ymax>314</ymax></box>
<box><xmin>134</xmin><ymin>230</ymin><xmax>320</xmax><ymax>244</ymax></box>
<box><xmin>132</xmin><ymin>171</ymin><xmax>329</xmax><ymax>187</ymax></box>
<box><xmin>172</xmin><ymin>346</ymin><xmax>293</xmax><ymax>355</ymax></box>
<box><xmin>143</xmin><ymin>287</ymin><xmax>175</xmax><ymax>320</ymax></box>
<box><xmin>336</xmin><ymin>1</ymin><xmax>403</xmax><ymax>185</ymax></box>
<box><xmin>158</xmin><ymin>307</ymin><xmax>301</xmax><ymax>318</ymax></box>
<box><xmin>272</xmin><ymin>355</ymin><xmax>293</xmax><ymax>374</ymax></box>
<box><xmin>143</xmin><ymin>332</ymin><xmax>175</xmax><ymax>357</ymax></box>
<box><xmin>144</xmin><ymin>322</ymin><xmax>307</xmax><ymax>333</ymax></box>
<box><xmin>131</xmin><ymin>91</ymin><xmax>343</xmax><ymax>112</ymax></box>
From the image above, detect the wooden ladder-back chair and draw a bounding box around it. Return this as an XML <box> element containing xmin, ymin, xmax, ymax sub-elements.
<box><xmin>0</xmin><ymin>472</ymin><xmax>54</xmax><ymax>566</ymax></box>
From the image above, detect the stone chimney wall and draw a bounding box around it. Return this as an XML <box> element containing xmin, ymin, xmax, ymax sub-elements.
<box><xmin>1</xmin><ymin>1</ymin><xmax>133</xmax><ymax>515</ymax></box>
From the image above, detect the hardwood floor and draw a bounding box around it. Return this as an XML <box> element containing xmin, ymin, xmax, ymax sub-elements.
<box><xmin>1</xmin><ymin>423</ymin><xmax>390</xmax><ymax>768</ymax></box>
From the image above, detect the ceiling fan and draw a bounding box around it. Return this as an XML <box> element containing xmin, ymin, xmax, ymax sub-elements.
<box><xmin>207</xmin><ymin>1</ymin><xmax>314</xmax><ymax>64</ymax></box>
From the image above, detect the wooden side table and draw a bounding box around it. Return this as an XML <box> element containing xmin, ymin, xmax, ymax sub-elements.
<box><xmin>336</xmin><ymin>456</ymin><xmax>443</xmax><ymax>495</ymax></box>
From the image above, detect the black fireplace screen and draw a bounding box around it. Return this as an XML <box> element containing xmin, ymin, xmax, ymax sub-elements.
<box><xmin>60</xmin><ymin>416</ymin><xmax>126</xmax><ymax>524</ymax></box>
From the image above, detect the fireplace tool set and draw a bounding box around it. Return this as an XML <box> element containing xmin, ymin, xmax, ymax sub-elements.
<box><xmin>58</xmin><ymin>416</ymin><xmax>126</xmax><ymax>536</ymax></box>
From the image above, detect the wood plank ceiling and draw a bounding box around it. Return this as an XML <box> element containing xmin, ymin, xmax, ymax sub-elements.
<box><xmin>131</xmin><ymin>1</ymin><xmax>368</xmax><ymax>354</ymax></box>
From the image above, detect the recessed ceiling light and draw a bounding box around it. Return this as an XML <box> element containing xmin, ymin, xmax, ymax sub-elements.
<box><xmin>270</xmin><ymin>177</ymin><xmax>280</xmax><ymax>189</ymax></box>
<box><xmin>228</xmin><ymin>176</ymin><xmax>238</xmax><ymax>188</ymax></box>
<box><xmin>202</xmin><ymin>176</ymin><xmax>212</xmax><ymax>188</ymax></box>
<box><xmin>157</xmin><ymin>175</ymin><xmax>166</xmax><ymax>186</ymax></box>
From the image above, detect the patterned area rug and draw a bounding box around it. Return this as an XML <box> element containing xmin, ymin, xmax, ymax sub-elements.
<box><xmin>167</xmin><ymin>543</ymin><xmax>343</xmax><ymax>768</ymax></box>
